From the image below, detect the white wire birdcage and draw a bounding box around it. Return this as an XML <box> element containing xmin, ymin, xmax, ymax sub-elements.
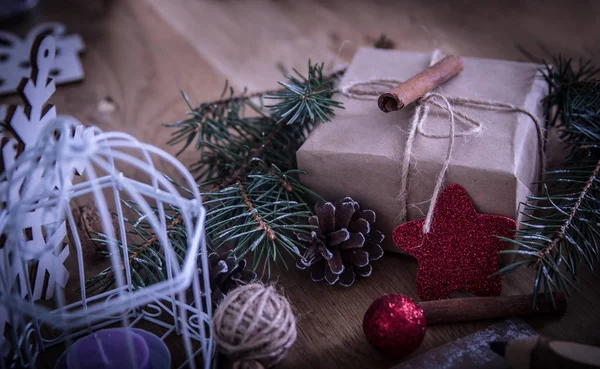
<box><xmin>0</xmin><ymin>35</ymin><xmax>214</xmax><ymax>369</ymax></box>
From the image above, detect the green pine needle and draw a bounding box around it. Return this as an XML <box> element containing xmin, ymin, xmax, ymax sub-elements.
<box><xmin>265</xmin><ymin>60</ymin><xmax>344</xmax><ymax>125</ymax></box>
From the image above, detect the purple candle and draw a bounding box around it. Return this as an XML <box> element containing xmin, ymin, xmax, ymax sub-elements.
<box><xmin>56</xmin><ymin>328</ymin><xmax>171</xmax><ymax>369</ymax></box>
<box><xmin>67</xmin><ymin>328</ymin><xmax>151</xmax><ymax>369</ymax></box>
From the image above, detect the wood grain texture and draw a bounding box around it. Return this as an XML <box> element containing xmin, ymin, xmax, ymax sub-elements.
<box><xmin>2</xmin><ymin>1</ymin><xmax>600</xmax><ymax>368</ymax></box>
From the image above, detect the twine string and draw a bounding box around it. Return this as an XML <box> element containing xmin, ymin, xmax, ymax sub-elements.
<box><xmin>213</xmin><ymin>283</ymin><xmax>297</xmax><ymax>367</ymax></box>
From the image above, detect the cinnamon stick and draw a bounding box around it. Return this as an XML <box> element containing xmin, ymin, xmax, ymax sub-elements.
<box><xmin>377</xmin><ymin>55</ymin><xmax>463</xmax><ymax>113</ymax></box>
<box><xmin>420</xmin><ymin>293</ymin><xmax>566</xmax><ymax>325</ymax></box>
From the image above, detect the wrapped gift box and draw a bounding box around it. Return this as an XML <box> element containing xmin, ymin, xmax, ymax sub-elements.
<box><xmin>297</xmin><ymin>48</ymin><xmax>547</xmax><ymax>254</ymax></box>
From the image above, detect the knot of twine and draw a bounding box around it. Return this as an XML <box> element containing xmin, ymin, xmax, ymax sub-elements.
<box><xmin>340</xmin><ymin>55</ymin><xmax>545</xmax><ymax>234</ymax></box>
<box><xmin>212</xmin><ymin>283</ymin><xmax>297</xmax><ymax>368</ymax></box>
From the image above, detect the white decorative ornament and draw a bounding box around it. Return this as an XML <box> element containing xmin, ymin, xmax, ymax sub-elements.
<box><xmin>0</xmin><ymin>22</ymin><xmax>85</xmax><ymax>96</ymax></box>
<box><xmin>0</xmin><ymin>35</ymin><xmax>214</xmax><ymax>369</ymax></box>
<box><xmin>0</xmin><ymin>34</ymin><xmax>73</xmax><ymax>351</ymax></box>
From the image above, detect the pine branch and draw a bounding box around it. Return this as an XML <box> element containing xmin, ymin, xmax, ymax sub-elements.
<box><xmin>196</xmin><ymin>68</ymin><xmax>345</xmax><ymax>121</ymax></box>
<box><xmin>535</xmin><ymin>159</ymin><xmax>600</xmax><ymax>267</ymax></box>
<box><xmin>85</xmin><ymin>206</ymin><xmax>188</xmax><ymax>293</ymax></box>
<box><xmin>85</xmin><ymin>61</ymin><xmax>342</xmax><ymax>290</ymax></box>
<box><xmin>167</xmin><ymin>66</ymin><xmax>344</xmax><ymax>160</ymax></box>
<box><xmin>218</xmin><ymin>122</ymin><xmax>285</xmax><ymax>188</ymax></box>
<box><xmin>180</xmin><ymin>61</ymin><xmax>343</xmax><ymax>273</ymax></box>
<box><xmin>237</xmin><ymin>179</ymin><xmax>276</xmax><ymax>241</ymax></box>
<box><xmin>540</xmin><ymin>55</ymin><xmax>600</xmax><ymax>135</ymax></box>
<box><xmin>265</xmin><ymin>61</ymin><xmax>343</xmax><ymax>125</ymax></box>
<box><xmin>498</xmin><ymin>56</ymin><xmax>600</xmax><ymax>306</ymax></box>
<box><xmin>203</xmin><ymin>166</ymin><xmax>319</xmax><ymax>277</ymax></box>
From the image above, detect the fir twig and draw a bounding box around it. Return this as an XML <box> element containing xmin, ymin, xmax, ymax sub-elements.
<box><xmin>219</xmin><ymin>123</ymin><xmax>285</xmax><ymax>188</ymax></box>
<box><xmin>535</xmin><ymin>159</ymin><xmax>600</xmax><ymax>267</ymax></box>
<box><xmin>237</xmin><ymin>180</ymin><xmax>276</xmax><ymax>241</ymax></box>
<box><xmin>498</xmin><ymin>55</ymin><xmax>600</xmax><ymax>306</ymax></box>
<box><xmin>265</xmin><ymin>61</ymin><xmax>344</xmax><ymax>125</ymax></box>
<box><xmin>85</xmin><ymin>207</ymin><xmax>188</xmax><ymax>293</ymax></box>
<box><xmin>85</xmin><ymin>61</ymin><xmax>341</xmax><ymax>289</ymax></box>
<box><xmin>202</xmin><ymin>164</ymin><xmax>321</xmax><ymax>277</ymax></box>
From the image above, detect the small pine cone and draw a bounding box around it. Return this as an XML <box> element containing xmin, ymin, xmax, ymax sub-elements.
<box><xmin>70</xmin><ymin>204</ymin><xmax>116</xmax><ymax>260</ymax></box>
<box><xmin>207</xmin><ymin>251</ymin><xmax>256</xmax><ymax>306</ymax></box>
<box><xmin>296</xmin><ymin>197</ymin><xmax>384</xmax><ymax>287</ymax></box>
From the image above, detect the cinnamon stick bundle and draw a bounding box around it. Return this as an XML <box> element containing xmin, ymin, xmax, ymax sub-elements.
<box><xmin>378</xmin><ymin>55</ymin><xmax>463</xmax><ymax>113</ymax></box>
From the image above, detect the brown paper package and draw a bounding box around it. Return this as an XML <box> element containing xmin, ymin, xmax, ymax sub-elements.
<box><xmin>297</xmin><ymin>48</ymin><xmax>547</xmax><ymax>263</ymax></box>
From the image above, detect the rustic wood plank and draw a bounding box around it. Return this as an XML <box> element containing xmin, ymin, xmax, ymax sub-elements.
<box><xmin>2</xmin><ymin>0</ymin><xmax>600</xmax><ymax>368</ymax></box>
<box><xmin>1</xmin><ymin>0</ymin><xmax>225</xmax><ymax>167</ymax></box>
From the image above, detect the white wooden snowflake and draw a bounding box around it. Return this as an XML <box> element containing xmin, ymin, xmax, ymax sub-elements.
<box><xmin>0</xmin><ymin>35</ymin><xmax>89</xmax><ymax>358</ymax></box>
<box><xmin>0</xmin><ymin>22</ymin><xmax>84</xmax><ymax>96</ymax></box>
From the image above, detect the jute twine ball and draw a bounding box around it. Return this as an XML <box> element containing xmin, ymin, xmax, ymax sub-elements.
<box><xmin>212</xmin><ymin>283</ymin><xmax>297</xmax><ymax>369</ymax></box>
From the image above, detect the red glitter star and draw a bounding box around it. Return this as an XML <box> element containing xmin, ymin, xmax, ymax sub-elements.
<box><xmin>392</xmin><ymin>184</ymin><xmax>516</xmax><ymax>300</ymax></box>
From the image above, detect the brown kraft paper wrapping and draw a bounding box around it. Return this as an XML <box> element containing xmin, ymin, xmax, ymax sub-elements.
<box><xmin>296</xmin><ymin>48</ymin><xmax>547</xmax><ymax>263</ymax></box>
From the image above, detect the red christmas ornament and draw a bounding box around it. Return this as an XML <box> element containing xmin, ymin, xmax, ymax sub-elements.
<box><xmin>363</xmin><ymin>294</ymin><xmax>426</xmax><ymax>358</ymax></box>
<box><xmin>392</xmin><ymin>184</ymin><xmax>516</xmax><ymax>301</ymax></box>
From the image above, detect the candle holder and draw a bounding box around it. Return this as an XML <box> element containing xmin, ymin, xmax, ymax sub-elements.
<box><xmin>55</xmin><ymin>328</ymin><xmax>171</xmax><ymax>369</ymax></box>
<box><xmin>0</xmin><ymin>35</ymin><xmax>214</xmax><ymax>369</ymax></box>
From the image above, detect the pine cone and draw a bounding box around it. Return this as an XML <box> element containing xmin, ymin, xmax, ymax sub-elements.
<box><xmin>296</xmin><ymin>197</ymin><xmax>384</xmax><ymax>286</ymax></box>
<box><xmin>70</xmin><ymin>204</ymin><xmax>117</xmax><ymax>260</ymax></box>
<box><xmin>207</xmin><ymin>251</ymin><xmax>256</xmax><ymax>306</ymax></box>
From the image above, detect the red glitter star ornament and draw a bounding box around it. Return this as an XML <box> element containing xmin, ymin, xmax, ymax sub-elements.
<box><xmin>392</xmin><ymin>184</ymin><xmax>516</xmax><ymax>300</ymax></box>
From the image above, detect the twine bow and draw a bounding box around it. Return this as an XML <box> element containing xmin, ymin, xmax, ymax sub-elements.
<box><xmin>340</xmin><ymin>54</ymin><xmax>545</xmax><ymax>234</ymax></box>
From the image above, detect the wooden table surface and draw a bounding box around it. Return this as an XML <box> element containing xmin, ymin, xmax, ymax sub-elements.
<box><xmin>3</xmin><ymin>1</ymin><xmax>600</xmax><ymax>368</ymax></box>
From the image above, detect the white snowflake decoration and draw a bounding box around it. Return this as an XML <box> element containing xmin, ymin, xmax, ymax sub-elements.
<box><xmin>0</xmin><ymin>35</ymin><xmax>213</xmax><ymax>369</ymax></box>
<box><xmin>0</xmin><ymin>35</ymin><xmax>76</xmax><ymax>356</ymax></box>
<box><xmin>0</xmin><ymin>22</ymin><xmax>84</xmax><ymax>96</ymax></box>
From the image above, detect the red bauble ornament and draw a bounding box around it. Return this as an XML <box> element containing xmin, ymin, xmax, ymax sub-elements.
<box><xmin>392</xmin><ymin>184</ymin><xmax>516</xmax><ymax>301</ymax></box>
<box><xmin>363</xmin><ymin>294</ymin><xmax>427</xmax><ymax>358</ymax></box>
